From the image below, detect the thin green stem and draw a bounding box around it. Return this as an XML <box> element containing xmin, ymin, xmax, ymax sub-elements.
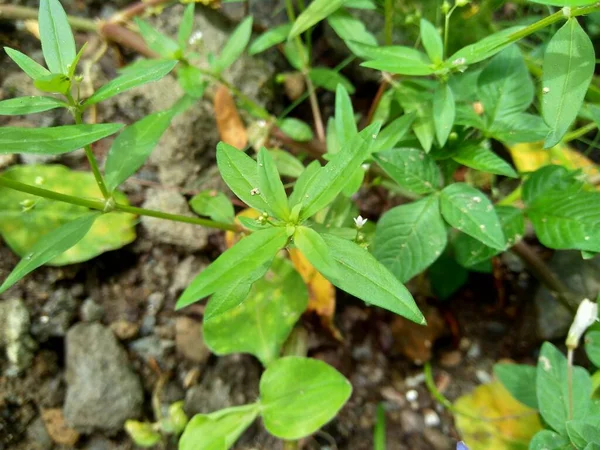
<box><xmin>0</xmin><ymin>177</ymin><xmax>239</xmax><ymax>232</ymax></box>
<box><xmin>443</xmin><ymin>5</ymin><xmax>457</xmax><ymax>60</ymax></box>
<box><xmin>384</xmin><ymin>0</ymin><xmax>394</xmax><ymax>46</ymax></box>
<box><xmin>563</xmin><ymin>121</ymin><xmax>598</xmax><ymax>143</ymax></box>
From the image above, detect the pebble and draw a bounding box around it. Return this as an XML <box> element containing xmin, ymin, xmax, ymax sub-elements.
<box><xmin>423</xmin><ymin>409</ymin><xmax>440</xmax><ymax>427</ymax></box>
<box><xmin>405</xmin><ymin>389</ymin><xmax>419</xmax><ymax>402</ymax></box>
<box><xmin>41</xmin><ymin>408</ymin><xmax>80</xmax><ymax>446</ymax></box>
<box><xmin>175</xmin><ymin>316</ymin><xmax>211</xmax><ymax>364</ymax></box>
<box><xmin>439</xmin><ymin>350</ymin><xmax>462</xmax><ymax>368</ymax></box>
<box><xmin>400</xmin><ymin>410</ymin><xmax>425</xmax><ymax>434</ymax></box>
<box><xmin>31</xmin><ymin>288</ymin><xmax>77</xmax><ymax>341</ymax></box>
<box><xmin>80</xmin><ymin>298</ymin><xmax>105</xmax><ymax>322</ymax></box>
<box><xmin>110</xmin><ymin>319</ymin><xmax>140</xmax><ymax>340</ymax></box>
<box><xmin>0</xmin><ymin>298</ymin><xmax>37</xmax><ymax>376</ymax></box>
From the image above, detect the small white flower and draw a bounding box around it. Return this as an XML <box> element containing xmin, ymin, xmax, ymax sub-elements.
<box><xmin>188</xmin><ymin>31</ymin><xmax>203</xmax><ymax>45</ymax></box>
<box><xmin>566</xmin><ymin>298</ymin><xmax>598</xmax><ymax>348</ymax></box>
<box><xmin>354</xmin><ymin>215</ymin><xmax>368</xmax><ymax>228</ymax></box>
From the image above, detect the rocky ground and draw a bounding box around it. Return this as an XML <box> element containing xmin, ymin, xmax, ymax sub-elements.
<box><xmin>0</xmin><ymin>1</ymin><xmax>597</xmax><ymax>449</ymax></box>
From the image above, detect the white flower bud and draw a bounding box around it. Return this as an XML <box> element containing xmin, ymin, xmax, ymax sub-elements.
<box><xmin>566</xmin><ymin>298</ymin><xmax>598</xmax><ymax>349</ymax></box>
<box><xmin>353</xmin><ymin>215</ymin><xmax>368</xmax><ymax>229</ymax></box>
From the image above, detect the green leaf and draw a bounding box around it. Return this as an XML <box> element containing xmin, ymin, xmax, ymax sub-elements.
<box><xmin>335</xmin><ymin>83</ymin><xmax>357</xmax><ymax>146</ymax></box>
<box><xmin>104</xmin><ymin>110</ymin><xmax>173</xmax><ymax>192</ymax></box>
<box><xmin>0</xmin><ymin>96</ymin><xmax>66</xmax><ymax>115</ymax></box>
<box><xmin>440</xmin><ymin>183</ymin><xmax>506</xmax><ymax>250</ymax></box>
<box><xmin>176</xmin><ymin>227</ymin><xmax>289</xmax><ymax>309</ymax></box>
<box><xmin>39</xmin><ymin>0</ymin><xmax>76</xmax><ymax>74</ymax></box>
<box><xmin>529</xmin><ymin>0</ymin><xmax>597</xmax><ymax>8</ymax></box>
<box><xmin>420</xmin><ymin>19</ymin><xmax>443</xmax><ymax>64</ymax></box>
<box><xmin>375</xmin><ymin>148</ymin><xmax>440</xmax><ymax>194</ymax></box>
<box><xmin>448</xmin><ymin>26</ymin><xmax>524</xmax><ymax>66</ymax></box>
<box><xmin>452</xmin><ymin>144</ymin><xmax>517</xmax><ymax>178</ymax></box>
<box><xmin>178</xmin><ymin>3</ymin><xmax>195</xmax><ymax>50</ymax></box>
<box><xmin>567</xmin><ymin>419</ymin><xmax>600</xmax><ymax>449</ymax></box>
<box><xmin>0</xmin><ymin>123</ymin><xmax>123</xmax><ymax>155</ymax></box>
<box><xmin>289</xmin><ymin>0</ymin><xmax>346</xmax><ymax>39</ymax></box>
<box><xmin>327</xmin><ymin>9</ymin><xmax>378</xmax><ymax>50</ymax></box>
<box><xmin>288</xmin><ymin>159</ymin><xmax>321</xmax><ymax>208</ymax></box>
<box><xmin>489</xmin><ymin>113</ymin><xmax>549</xmax><ymax>144</ymax></box>
<box><xmin>260</xmin><ymin>356</ymin><xmax>352</xmax><ymax>439</ymax></box>
<box><xmin>294</xmin><ymin>226</ymin><xmax>340</xmax><ymax>278</ymax></box>
<box><xmin>257</xmin><ymin>147</ymin><xmax>290</xmax><ymax>219</ymax></box>
<box><xmin>585</xmin><ymin>331</ymin><xmax>600</xmax><ymax>367</ymax></box>
<box><xmin>361</xmin><ymin>46</ymin><xmax>434</xmax><ymax>76</ymax></box>
<box><xmin>33</xmin><ymin>73</ymin><xmax>71</xmax><ymax>94</ymax></box>
<box><xmin>536</xmin><ymin>342</ymin><xmax>592</xmax><ymax>435</ymax></box>
<box><xmin>309</xmin><ymin>68</ymin><xmax>355</xmax><ymax>94</ymax></box>
<box><xmin>299</xmin><ymin>123</ymin><xmax>379</xmax><ymax>220</ymax></box>
<box><xmin>216</xmin><ymin>142</ymin><xmax>270</xmax><ymax>212</ymax></box>
<box><xmin>428</xmin><ymin>251</ymin><xmax>469</xmax><ymax>299</ymax></box>
<box><xmin>277</xmin><ymin>118</ymin><xmax>314</xmax><ymax>142</ymax></box>
<box><xmin>374</xmin><ymin>195</ymin><xmax>447</xmax><ymax>283</ymax></box>
<box><xmin>214</xmin><ymin>16</ymin><xmax>253</xmax><ymax>73</ymax></box>
<box><xmin>283</xmin><ymin>40</ymin><xmax>305</xmax><ymax>71</ymax></box>
<box><xmin>189</xmin><ymin>191</ymin><xmax>235</xmax><ymax>224</ymax></box>
<box><xmin>432</xmin><ymin>83</ymin><xmax>455</xmax><ymax>146</ymax></box>
<box><xmin>204</xmin><ymin>257</ymin><xmax>308</xmax><ymax>365</ymax></box>
<box><xmin>0</xmin><ymin>213</ymin><xmax>98</xmax><ymax>295</ymax></box>
<box><xmin>4</xmin><ymin>47</ymin><xmax>51</xmax><ymax>80</ymax></box>
<box><xmin>321</xmin><ymin>234</ymin><xmax>425</xmax><ymax>323</ymax></box>
<box><xmin>179</xmin><ymin>405</ymin><xmax>259</xmax><ymax>450</ymax></box>
<box><xmin>177</xmin><ymin>64</ymin><xmax>207</xmax><ymax>98</ymax></box>
<box><xmin>522</xmin><ymin>165</ymin><xmax>583</xmax><ymax>205</ymax></box>
<box><xmin>135</xmin><ymin>18</ymin><xmax>180</xmax><ymax>59</ymax></box>
<box><xmin>529</xmin><ymin>430</ymin><xmax>572</xmax><ymax>450</ymax></box>
<box><xmin>83</xmin><ymin>60</ymin><xmax>177</xmax><ymax>106</ymax></box>
<box><xmin>269</xmin><ymin>149</ymin><xmax>305</xmax><ymax>178</ymax></box>
<box><xmin>542</xmin><ymin>19</ymin><xmax>595</xmax><ymax>148</ymax></box>
<box><xmin>249</xmin><ymin>23</ymin><xmax>292</xmax><ymax>55</ymax></box>
<box><xmin>395</xmin><ymin>83</ymin><xmax>435</xmax><ymax>152</ymax></box>
<box><xmin>0</xmin><ymin>165</ymin><xmax>136</xmax><ymax>265</ymax></box>
<box><xmin>370</xmin><ymin>113</ymin><xmax>416</xmax><ymax>153</ymax></box>
<box><xmin>493</xmin><ymin>363</ymin><xmax>538</xmax><ymax>409</ymax></box>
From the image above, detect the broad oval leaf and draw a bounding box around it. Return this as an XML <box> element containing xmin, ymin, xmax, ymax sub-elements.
<box><xmin>309</xmin><ymin>68</ymin><xmax>355</xmax><ymax>94</ymax></box>
<box><xmin>542</xmin><ymin>19</ymin><xmax>595</xmax><ymax>148</ymax></box>
<box><xmin>585</xmin><ymin>330</ymin><xmax>600</xmax><ymax>367</ymax></box>
<box><xmin>374</xmin><ymin>195</ymin><xmax>447</xmax><ymax>283</ymax></box>
<box><xmin>214</xmin><ymin>16</ymin><xmax>253</xmax><ymax>73</ymax></box>
<box><xmin>260</xmin><ymin>356</ymin><xmax>352</xmax><ymax>439</ymax></box>
<box><xmin>277</xmin><ymin>118</ymin><xmax>314</xmax><ymax>142</ymax></box>
<box><xmin>190</xmin><ymin>190</ymin><xmax>235</xmax><ymax>224</ymax></box>
<box><xmin>0</xmin><ymin>123</ymin><xmax>123</xmax><ymax>155</ymax></box>
<box><xmin>269</xmin><ymin>149</ymin><xmax>305</xmax><ymax>178</ymax></box>
<box><xmin>567</xmin><ymin>419</ymin><xmax>600</xmax><ymax>449</ymax></box>
<box><xmin>522</xmin><ymin>165</ymin><xmax>583</xmax><ymax>205</ymax></box>
<box><xmin>420</xmin><ymin>18</ymin><xmax>443</xmax><ymax>64</ymax></box>
<box><xmin>440</xmin><ymin>183</ymin><xmax>505</xmax><ymax>250</ymax></box>
<box><xmin>289</xmin><ymin>0</ymin><xmax>347</xmax><ymax>39</ymax></box>
<box><xmin>257</xmin><ymin>147</ymin><xmax>289</xmax><ymax>219</ymax></box>
<box><xmin>294</xmin><ymin>226</ymin><xmax>339</xmax><ymax>278</ymax></box>
<box><xmin>4</xmin><ymin>47</ymin><xmax>51</xmax><ymax>80</ymax></box>
<box><xmin>493</xmin><ymin>363</ymin><xmax>538</xmax><ymax>409</ymax></box>
<box><xmin>529</xmin><ymin>430</ymin><xmax>572</xmax><ymax>450</ymax></box>
<box><xmin>0</xmin><ymin>96</ymin><xmax>66</xmax><ymax>116</ymax></box>
<box><xmin>249</xmin><ymin>23</ymin><xmax>292</xmax><ymax>55</ymax></box>
<box><xmin>135</xmin><ymin>18</ymin><xmax>180</xmax><ymax>58</ymax></box>
<box><xmin>39</xmin><ymin>0</ymin><xmax>76</xmax><ymax>74</ymax></box>
<box><xmin>0</xmin><ymin>213</ymin><xmax>98</xmax><ymax>295</ymax></box>
<box><xmin>432</xmin><ymin>83</ymin><xmax>455</xmax><ymax>146</ymax></box>
<box><xmin>452</xmin><ymin>144</ymin><xmax>517</xmax><ymax>178</ymax></box>
<box><xmin>374</xmin><ymin>148</ymin><xmax>441</xmax><ymax>194</ymax></box>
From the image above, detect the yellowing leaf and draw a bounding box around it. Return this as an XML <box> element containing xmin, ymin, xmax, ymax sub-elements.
<box><xmin>454</xmin><ymin>381</ymin><xmax>542</xmax><ymax>450</ymax></box>
<box><xmin>214</xmin><ymin>84</ymin><xmax>248</xmax><ymax>150</ymax></box>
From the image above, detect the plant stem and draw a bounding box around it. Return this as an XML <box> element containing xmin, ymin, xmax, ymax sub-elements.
<box><xmin>0</xmin><ymin>4</ymin><xmax>97</xmax><ymax>31</ymax></box>
<box><xmin>443</xmin><ymin>5</ymin><xmax>457</xmax><ymax>60</ymax></box>
<box><xmin>384</xmin><ymin>0</ymin><xmax>393</xmax><ymax>46</ymax></box>
<box><xmin>563</xmin><ymin>122</ymin><xmax>598</xmax><ymax>143</ymax></box>
<box><xmin>0</xmin><ymin>177</ymin><xmax>239</xmax><ymax>232</ymax></box>
<box><xmin>567</xmin><ymin>347</ymin><xmax>574</xmax><ymax>420</ymax></box>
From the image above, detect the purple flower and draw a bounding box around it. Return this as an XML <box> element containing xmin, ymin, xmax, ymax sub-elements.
<box><xmin>457</xmin><ymin>442</ymin><xmax>469</xmax><ymax>450</ymax></box>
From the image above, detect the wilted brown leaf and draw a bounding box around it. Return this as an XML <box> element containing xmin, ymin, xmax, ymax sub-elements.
<box><xmin>214</xmin><ymin>84</ymin><xmax>248</xmax><ymax>150</ymax></box>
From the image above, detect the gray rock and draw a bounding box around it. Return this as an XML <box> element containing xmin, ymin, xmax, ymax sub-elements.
<box><xmin>140</xmin><ymin>189</ymin><xmax>211</xmax><ymax>251</ymax></box>
<box><xmin>129</xmin><ymin>335</ymin><xmax>174</xmax><ymax>367</ymax></box>
<box><xmin>80</xmin><ymin>298</ymin><xmax>105</xmax><ymax>323</ymax></box>
<box><xmin>25</xmin><ymin>416</ymin><xmax>53</xmax><ymax>450</ymax></box>
<box><xmin>0</xmin><ymin>298</ymin><xmax>37</xmax><ymax>376</ymax></box>
<box><xmin>64</xmin><ymin>323</ymin><xmax>143</xmax><ymax>433</ymax></box>
<box><xmin>31</xmin><ymin>288</ymin><xmax>77</xmax><ymax>340</ymax></box>
<box><xmin>536</xmin><ymin>251</ymin><xmax>600</xmax><ymax>340</ymax></box>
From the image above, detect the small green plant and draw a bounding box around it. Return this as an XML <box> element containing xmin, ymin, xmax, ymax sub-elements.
<box><xmin>1</xmin><ymin>0</ymin><xmax>600</xmax><ymax>447</ymax></box>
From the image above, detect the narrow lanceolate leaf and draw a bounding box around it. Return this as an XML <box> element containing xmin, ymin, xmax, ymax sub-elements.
<box><xmin>542</xmin><ymin>19</ymin><xmax>595</xmax><ymax>148</ymax></box>
<box><xmin>277</xmin><ymin>118</ymin><xmax>314</xmax><ymax>142</ymax></box>
<box><xmin>176</xmin><ymin>227</ymin><xmax>289</xmax><ymax>309</ymax></box>
<box><xmin>299</xmin><ymin>123</ymin><xmax>379</xmax><ymax>220</ymax></box>
<box><xmin>249</xmin><ymin>23</ymin><xmax>292</xmax><ymax>55</ymax></box>
<box><xmin>4</xmin><ymin>47</ymin><xmax>51</xmax><ymax>80</ymax></box>
<box><xmin>39</xmin><ymin>0</ymin><xmax>76</xmax><ymax>74</ymax></box>
<box><xmin>321</xmin><ymin>234</ymin><xmax>425</xmax><ymax>323</ymax></box>
<box><xmin>335</xmin><ymin>84</ymin><xmax>357</xmax><ymax>146</ymax></box>
<box><xmin>257</xmin><ymin>147</ymin><xmax>290</xmax><ymax>220</ymax></box>
<box><xmin>288</xmin><ymin>160</ymin><xmax>321</xmax><ymax>208</ymax></box>
<box><xmin>370</xmin><ymin>113</ymin><xmax>416</xmax><ymax>153</ymax></box>
<box><xmin>440</xmin><ymin>183</ymin><xmax>506</xmax><ymax>250</ymax></box>
<box><xmin>0</xmin><ymin>213</ymin><xmax>98</xmax><ymax>295</ymax></box>
<box><xmin>177</xmin><ymin>3</ymin><xmax>195</xmax><ymax>50</ymax></box>
<box><xmin>0</xmin><ymin>96</ymin><xmax>66</xmax><ymax>115</ymax></box>
<box><xmin>327</xmin><ymin>9</ymin><xmax>378</xmax><ymax>48</ymax></box>
<box><xmin>452</xmin><ymin>145</ymin><xmax>517</xmax><ymax>178</ymax></box>
<box><xmin>289</xmin><ymin>0</ymin><xmax>346</xmax><ymax>39</ymax></box>
<box><xmin>420</xmin><ymin>18</ymin><xmax>443</xmax><ymax>64</ymax></box>
<box><xmin>105</xmin><ymin>110</ymin><xmax>174</xmax><ymax>192</ymax></box>
<box><xmin>83</xmin><ymin>60</ymin><xmax>178</xmax><ymax>106</ymax></box>
<box><xmin>374</xmin><ymin>195</ymin><xmax>447</xmax><ymax>283</ymax></box>
<box><xmin>447</xmin><ymin>26</ymin><xmax>524</xmax><ymax>66</ymax></box>
<box><xmin>216</xmin><ymin>142</ymin><xmax>270</xmax><ymax>212</ymax></box>
<box><xmin>135</xmin><ymin>18</ymin><xmax>180</xmax><ymax>58</ymax></box>
<box><xmin>294</xmin><ymin>227</ymin><xmax>339</xmax><ymax>279</ymax></box>
<box><xmin>0</xmin><ymin>123</ymin><xmax>123</xmax><ymax>155</ymax></box>
<box><xmin>309</xmin><ymin>68</ymin><xmax>355</xmax><ymax>94</ymax></box>
<box><xmin>214</xmin><ymin>16</ymin><xmax>253</xmax><ymax>73</ymax></box>
<box><xmin>432</xmin><ymin>83</ymin><xmax>455</xmax><ymax>146</ymax></box>
<box><xmin>190</xmin><ymin>191</ymin><xmax>235</xmax><ymax>224</ymax></box>
<box><xmin>361</xmin><ymin>46</ymin><xmax>434</xmax><ymax>76</ymax></box>
<box><xmin>374</xmin><ymin>148</ymin><xmax>441</xmax><ymax>194</ymax></box>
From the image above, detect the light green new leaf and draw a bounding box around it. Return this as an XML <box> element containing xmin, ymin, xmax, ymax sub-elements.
<box><xmin>0</xmin><ymin>123</ymin><xmax>123</xmax><ymax>155</ymax></box>
<box><xmin>0</xmin><ymin>213</ymin><xmax>98</xmax><ymax>295</ymax></box>
<box><xmin>190</xmin><ymin>191</ymin><xmax>235</xmax><ymax>224</ymax></box>
<box><xmin>452</xmin><ymin>145</ymin><xmax>517</xmax><ymax>178</ymax></box>
<box><xmin>258</xmin><ymin>147</ymin><xmax>289</xmax><ymax>219</ymax></box>
<box><xmin>327</xmin><ymin>9</ymin><xmax>378</xmax><ymax>52</ymax></box>
<box><xmin>585</xmin><ymin>331</ymin><xmax>600</xmax><ymax>367</ymax></box>
<box><xmin>204</xmin><ymin>257</ymin><xmax>308</xmax><ymax>365</ymax></box>
<box><xmin>214</xmin><ymin>16</ymin><xmax>253</xmax><ymax>73</ymax></box>
<box><xmin>260</xmin><ymin>357</ymin><xmax>352</xmax><ymax>439</ymax></box>
<box><xmin>176</xmin><ymin>227</ymin><xmax>289</xmax><ymax>309</ymax></box>
<box><xmin>178</xmin><ymin>3</ymin><xmax>195</xmax><ymax>50</ymax></box>
<box><xmin>432</xmin><ymin>83</ymin><xmax>455</xmax><ymax>147</ymax></box>
<box><xmin>420</xmin><ymin>19</ymin><xmax>443</xmax><ymax>64</ymax></box>
<box><xmin>289</xmin><ymin>0</ymin><xmax>346</xmax><ymax>39</ymax></box>
<box><xmin>309</xmin><ymin>68</ymin><xmax>355</xmax><ymax>94</ymax></box>
<box><xmin>294</xmin><ymin>226</ymin><xmax>340</xmax><ymax>278</ymax></box>
<box><xmin>39</xmin><ymin>0</ymin><xmax>76</xmax><ymax>74</ymax></box>
<box><xmin>216</xmin><ymin>142</ymin><xmax>270</xmax><ymax>212</ymax></box>
<box><xmin>440</xmin><ymin>183</ymin><xmax>506</xmax><ymax>250</ymax></box>
<box><xmin>322</xmin><ymin>234</ymin><xmax>425</xmax><ymax>323</ymax></box>
<box><xmin>105</xmin><ymin>110</ymin><xmax>173</xmax><ymax>192</ymax></box>
<box><xmin>33</xmin><ymin>73</ymin><xmax>70</xmax><ymax>95</ymax></box>
<box><xmin>0</xmin><ymin>96</ymin><xmax>66</xmax><ymax>116</ymax></box>
<box><xmin>269</xmin><ymin>149</ymin><xmax>305</xmax><ymax>178</ymax></box>
<box><xmin>542</xmin><ymin>19</ymin><xmax>595</xmax><ymax>148</ymax></box>
<box><xmin>374</xmin><ymin>195</ymin><xmax>447</xmax><ymax>283</ymax></box>
<box><xmin>529</xmin><ymin>430</ymin><xmax>572</xmax><ymax>450</ymax></box>
<box><xmin>177</xmin><ymin>64</ymin><xmax>207</xmax><ymax>98</ymax></box>
<box><xmin>567</xmin><ymin>419</ymin><xmax>600</xmax><ymax>449</ymax></box>
<box><xmin>135</xmin><ymin>18</ymin><xmax>180</xmax><ymax>59</ymax></box>
<box><xmin>0</xmin><ymin>165</ymin><xmax>136</xmax><ymax>265</ymax></box>
<box><xmin>370</xmin><ymin>113</ymin><xmax>416</xmax><ymax>153</ymax></box>
<box><xmin>335</xmin><ymin>83</ymin><xmax>357</xmax><ymax>146</ymax></box>
<box><xmin>361</xmin><ymin>46</ymin><xmax>434</xmax><ymax>76</ymax></box>
<box><xmin>84</xmin><ymin>60</ymin><xmax>177</xmax><ymax>106</ymax></box>
<box><xmin>4</xmin><ymin>47</ymin><xmax>51</xmax><ymax>80</ymax></box>
<box><xmin>179</xmin><ymin>405</ymin><xmax>259</xmax><ymax>450</ymax></box>
<box><xmin>537</xmin><ymin>342</ymin><xmax>593</xmax><ymax>435</ymax></box>
<box><xmin>447</xmin><ymin>26</ymin><xmax>524</xmax><ymax>66</ymax></box>
<box><xmin>249</xmin><ymin>23</ymin><xmax>292</xmax><ymax>55</ymax></box>
<box><xmin>288</xmin><ymin>159</ymin><xmax>321</xmax><ymax>208</ymax></box>
<box><xmin>374</xmin><ymin>148</ymin><xmax>441</xmax><ymax>194</ymax></box>
<box><xmin>277</xmin><ymin>118</ymin><xmax>314</xmax><ymax>142</ymax></box>
<box><xmin>493</xmin><ymin>363</ymin><xmax>538</xmax><ymax>409</ymax></box>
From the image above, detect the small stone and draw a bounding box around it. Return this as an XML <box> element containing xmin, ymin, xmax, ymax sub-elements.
<box><xmin>0</xmin><ymin>298</ymin><xmax>37</xmax><ymax>376</ymax></box>
<box><xmin>26</xmin><ymin>416</ymin><xmax>53</xmax><ymax>450</ymax></box>
<box><xmin>41</xmin><ymin>408</ymin><xmax>80</xmax><ymax>446</ymax></box>
<box><xmin>147</xmin><ymin>292</ymin><xmax>164</xmax><ymax>316</ymax></box>
<box><xmin>424</xmin><ymin>428</ymin><xmax>454</xmax><ymax>450</ymax></box>
<box><xmin>439</xmin><ymin>350</ymin><xmax>462</xmax><ymax>368</ymax></box>
<box><xmin>400</xmin><ymin>410</ymin><xmax>425</xmax><ymax>434</ymax></box>
<box><xmin>31</xmin><ymin>288</ymin><xmax>77</xmax><ymax>341</ymax></box>
<box><xmin>129</xmin><ymin>335</ymin><xmax>174</xmax><ymax>366</ymax></box>
<box><xmin>110</xmin><ymin>319</ymin><xmax>140</xmax><ymax>340</ymax></box>
<box><xmin>423</xmin><ymin>409</ymin><xmax>440</xmax><ymax>427</ymax></box>
<box><xmin>175</xmin><ymin>317</ymin><xmax>211</xmax><ymax>364</ymax></box>
<box><xmin>80</xmin><ymin>298</ymin><xmax>105</xmax><ymax>322</ymax></box>
<box><xmin>405</xmin><ymin>389</ymin><xmax>419</xmax><ymax>402</ymax></box>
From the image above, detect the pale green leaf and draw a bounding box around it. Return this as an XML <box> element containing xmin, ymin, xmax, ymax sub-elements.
<box><xmin>277</xmin><ymin>118</ymin><xmax>314</xmax><ymax>142</ymax></box>
<box><xmin>529</xmin><ymin>430</ymin><xmax>572</xmax><ymax>450</ymax></box>
<box><xmin>178</xmin><ymin>3</ymin><xmax>195</xmax><ymax>50</ymax></box>
<box><xmin>4</xmin><ymin>47</ymin><xmax>50</xmax><ymax>80</ymax></box>
<box><xmin>33</xmin><ymin>73</ymin><xmax>71</xmax><ymax>95</ymax></box>
<box><xmin>289</xmin><ymin>0</ymin><xmax>347</xmax><ymax>39</ymax></box>
<box><xmin>294</xmin><ymin>226</ymin><xmax>339</xmax><ymax>278</ymax></box>
<box><xmin>585</xmin><ymin>330</ymin><xmax>600</xmax><ymax>367</ymax></box>
<box><xmin>177</xmin><ymin>64</ymin><xmax>207</xmax><ymax>98</ymax></box>
<box><xmin>452</xmin><ymin>145</ymin><xmax>518</xmax><ymax>177</ymax></box>
<box><xmin>420</xmin><ymin>18</ymin><xmax>443</xmax><ymax>64</ymax></box>
<box><xmin>335</xmin><ymin>83</ymin><xmax>357</xmax><ymax>146</ymax></box>
<box><xmin>567</xmin><ymin>419</ymin><xmax>600</xmax><ymax>449</ymax></box>
<box><xmin>288</xmin><ymin>160</ymin><xmax>321</xmax><ymax>208</ymax></box>
<box><xmin>257</xmin><ymin>147</ymin><xmax>290</xmax><ymax>219</ymax></box>
<box><xmin>39</xmin><ymin>0</ymin><xmax>76</xmax><ymax>74</ymax></box>
<box><xmin>249</xmin><ymin>23</ymin><xmax>292</xmax><ymax>55</ymax></box>
<box><xmin>0</xmin><ymin>96</ymin><xmax>66</xmax><ymax>115</ymax></box>
<box><xmin>432</xmin><ymin>83</ymin><xmax>455</xmax><ymax>146</ymax></box>
<box><xmin>135</xmin><ymin>18</ymin><xmax>180</xmax><ymax>58</ymax></box>
<box><xmin>269</xmin><ymin>149</ymin><xmax>305</xmax><ymax>178</ymax></box>
<box><xmin>361</xmin><ymin>46</ymin><xmax>434</xmax><ymax>76</ymax></box>
<box><xmin>309</xmin><ymin>67</ymin><xmax>355</xmax><ymax>94</ymax></box>
<box><xmin>214</xmin><ymin>16</ymin><xmax>253</xmax><ymax>73</ymax></box>
<box><xmin>189</xmin><ymin>191</ymin><xmax>235</xmax><ymax>224</ymax></box>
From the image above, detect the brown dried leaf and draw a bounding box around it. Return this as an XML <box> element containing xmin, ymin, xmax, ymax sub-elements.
<box><xmin>390</xmin><ymin>307</ymin><xmax>445</xmax><ymax>364</ymax></box>
<box><xmin>214</xmin><ymin>84</ymin><xmax>248</xmax><ymax>150</ymax></box>
<box><xmin>41</xmin><ymin>408</ymin><xmax>80</xmax><ymax>446</ymax></box>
